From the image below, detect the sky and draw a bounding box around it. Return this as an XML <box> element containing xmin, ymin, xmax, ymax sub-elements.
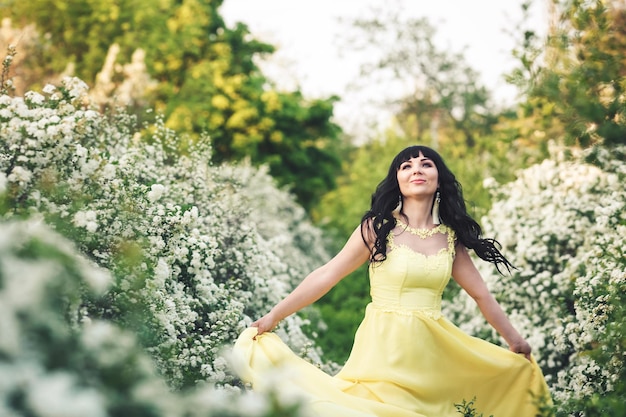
<box><xmin>221</xmin><ymin>0</ymin><xmax>549</xmax><ymax>140</ymax></box>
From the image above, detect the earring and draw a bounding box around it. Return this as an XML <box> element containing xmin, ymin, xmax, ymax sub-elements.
<box><xmin>432</xmin><ymin>190</ymin><xmax>441</xmax><ymax>225</ymax></box>
<box><xmin>392</xmin><ymin>195</ymin><xmax>402</xmax><ymax>215</ymax></box>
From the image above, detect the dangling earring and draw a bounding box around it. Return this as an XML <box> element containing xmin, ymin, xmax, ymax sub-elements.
<box><xmin>432</xmin><ymin>190</ymin><xmax>441</xmax><ymax>225</ymax></box>
<box><xmin>392</xmin><ymin>195</ymin><xmax>402</xmax><ymax>215</ymax></box>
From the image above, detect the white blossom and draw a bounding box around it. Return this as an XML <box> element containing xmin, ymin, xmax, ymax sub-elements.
<box><xmin>42</xmin><ymin>84</ymin><xmax>56</xmax><ymax>94</ymax></box>
<box><xmin>100</xmin><ymin>163</ymin><xmax>116</xmax><ymax>179</ymax></box>
<box><xmin>62</xmin><ymin>76</ymin><xmax>89</xmax><ymax>100</ymax></box>
<box><xmin>24</xmin><ymin>91</ymin><xmax>45</xmax><ymax>105</ymax></box>
<box><xmin>27</xmin><ymin>373</ymin><xmax>106</xmax><ymax>417</ymax></box>
<box><xmin>7</xmin><ymin>166</ymin><xmax>32</xmax><ymax>185</ymax></box>
<box><xmin>147</xmin><ymin>183</ymin><xmax>166</xmax><ymax>202</ymax></box>
<box><xmin>73</xmin><ymin>210</ymin><xmax>98</xmax><ymax>233</ymax></box>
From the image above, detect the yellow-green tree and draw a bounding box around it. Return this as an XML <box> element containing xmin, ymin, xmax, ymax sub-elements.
<box><xmin>508</xmin><ymin>0</ymin><xmax>626</xmax><ymax>149</ymax></box>
<box><xmin>3</xmin><ymin>0</ymin><xmax>344</xmax><ymax>210</ymax></box>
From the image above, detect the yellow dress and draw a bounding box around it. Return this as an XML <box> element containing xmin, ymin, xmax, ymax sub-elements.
<box><xmin>233</xmin><ymin>224</ymin><xmax>551</xmax><ymax>417</ymax></box>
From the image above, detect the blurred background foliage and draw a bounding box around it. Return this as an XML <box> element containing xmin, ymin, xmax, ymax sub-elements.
<box><xmin>1</xmin><ymin>0</ymin><xmax>625</xmax><ymax>414</ymax></box>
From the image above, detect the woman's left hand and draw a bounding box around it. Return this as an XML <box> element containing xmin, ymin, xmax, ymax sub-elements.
<box><xmin>508</xmin><ymin>339</ymin><xmax>532</xmax><ymax>361</ymax></box>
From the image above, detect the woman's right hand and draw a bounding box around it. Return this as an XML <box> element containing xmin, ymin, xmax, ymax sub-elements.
<box><xmin>251</xmin><ymin>311</ymin><xmax>280</xmax><ymax>338</ymax></box>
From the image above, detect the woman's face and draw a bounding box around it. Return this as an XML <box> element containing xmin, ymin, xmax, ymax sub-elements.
<box><xmin>396</xmin><ymin>152</ymin><xmax>439</xmax><ymax>199</ymax></box>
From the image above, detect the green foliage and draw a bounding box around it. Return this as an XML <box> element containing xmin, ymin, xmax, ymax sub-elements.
<box><xmin>4</xmin><ymin>0</ymin><xmax>154</xmax><ymax>86</ymax></box>
<box><xmin>509</xmin><ymin>0</ymin><xmax>626</xmax><ymax>148</ymax></box>
<box><xmin>242</xmin><ymin>91</ymin><xmax>344</xmax><ymax>211</ymax></box>
<box><xmin>454</xmin><ymin>397</ymin><xmax>493</xmax><ymax>417</ymax></box>
<box><xmin>2</xmin><ymin>0</ymin><xmax>344</xmax><ymax>210</ymax></box>
<box><xmin>314</xmin><ymin>264</ymin><xmax>369</xmax><ymax>364</ymax></box>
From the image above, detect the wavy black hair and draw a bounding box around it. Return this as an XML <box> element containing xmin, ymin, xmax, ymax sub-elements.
<box><xmin>360</xmin><ymin>145</ymin><xmax>513</xmax><ymax>273</ymax></box>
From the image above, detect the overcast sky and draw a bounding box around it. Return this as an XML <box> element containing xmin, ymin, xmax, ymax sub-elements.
<box><xmin>221</xmin><ymin>0</ymin><xmax>549</xmax><ymax>140</ymax></box>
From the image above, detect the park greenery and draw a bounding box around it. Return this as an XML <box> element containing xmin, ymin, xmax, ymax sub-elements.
<box><xmin>0</xmin><ymin>0</ymin><xmax>625</xmax><ymax>416</ymax></box>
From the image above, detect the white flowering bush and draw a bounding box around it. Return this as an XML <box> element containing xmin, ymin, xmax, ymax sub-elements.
<box><xmin>0</xmin><ymin>77</ymin><xmax>331</xmax><ymax>393</ymax></box>
<box><xmin>443</xmin><ymin>145</ymin><xmax>626</xmax><ymax>414</ymax></box>
<box><xmin>0</xmin><ymin>219</ymin><xmax>314</xmax><ymax>417</ymax></box>
<box><xmin>0</xmin><ymin>218</ymin><xmax>166</xmax><ymax>417</ymax></box>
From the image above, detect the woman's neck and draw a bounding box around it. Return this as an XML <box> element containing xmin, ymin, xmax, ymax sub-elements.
<box><xmin>397</xmin><ymin>199</ymin><xmax>434</xmax><ymax>229</ymax></box>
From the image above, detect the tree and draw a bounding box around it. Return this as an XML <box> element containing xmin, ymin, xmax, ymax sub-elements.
<box><xmin>335</xmin><ymin>0</ymin><xmax>516</xmax><ymax>212</ymax></box>
<box><xmin>2</xmin><ymin>0</ymin><xmax>344</xmax><ymax>210</ymax></box>
<box><xmin>339</xmin><ymin>0</ymin><xmax>497</xmax><ymax>149</ymax></box>
<box><xmin>508</xmin><ymin>0</ymin><xmax>626</xmax><ymax>148</ymax></box>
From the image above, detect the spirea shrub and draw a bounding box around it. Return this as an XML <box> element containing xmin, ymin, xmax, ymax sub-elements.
<box><xmin>0</xmin><ymin>219</ymin><xmax>313</xmax><ymax>417</ymax></box>
<box><xmin>443</xmin><ymin>145</ymin><xmax>626</xmax><ymax>415</ymax></box>
<box><xmin>0</xmin><ymin>77</ymin><xmax>330</xmax><ymax>391</ymax></box>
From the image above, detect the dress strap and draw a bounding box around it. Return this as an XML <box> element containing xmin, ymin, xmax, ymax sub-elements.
<box><xmin>443</xmin><ymin>225</ymin><xmax>457</xmax><ymax>257</ymax></box>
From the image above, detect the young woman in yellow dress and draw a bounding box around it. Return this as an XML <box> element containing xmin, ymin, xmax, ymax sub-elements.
<box><xmin>233</xmin><ymin>145</ymin><xmax>551</xmax><ymax>417</ymax></box>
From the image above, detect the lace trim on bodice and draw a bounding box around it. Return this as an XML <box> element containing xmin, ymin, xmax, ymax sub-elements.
<box><xmin>388</xmin><ymin>220</ymin><xmax>456</xmax><ymax>258</ymax></box>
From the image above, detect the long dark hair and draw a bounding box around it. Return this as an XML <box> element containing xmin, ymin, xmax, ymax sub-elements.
<box><xmin>360</xmin><ymin>145</ymin><xmax>513</xmax><ymax>273</ymax></box>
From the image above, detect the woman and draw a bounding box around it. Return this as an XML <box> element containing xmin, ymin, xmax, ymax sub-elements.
<box><xmin>233</xmin><ymin>145</ymin><xmax>551</xmax><ymax>417</ymax></box>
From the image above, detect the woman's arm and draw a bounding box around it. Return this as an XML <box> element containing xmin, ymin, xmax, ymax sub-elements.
<box><xmin>252</xmin><ymin>224</ymin><xmax>372</xmax><ymax>336</ymax></box>
<box><xmin>451</xmin><ymin>245</ymin><xmax>532</xmax><ymax>360</ymax></box>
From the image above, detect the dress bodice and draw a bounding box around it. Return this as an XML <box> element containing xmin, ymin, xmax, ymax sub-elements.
<box><xmin>368</xmin><ymin>224</ymin><xmax>456</xmax><ymax>313</ymax></box>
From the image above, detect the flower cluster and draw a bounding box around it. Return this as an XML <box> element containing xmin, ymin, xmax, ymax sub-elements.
<box><xmin>442</xmin><ymin>144</ymin><xmax>626</xmax><ymax>413</ymax></box>
<box><xmin>0</xmin><ymin>77</ymin><xmax>331</xmax><ymax>395</ymax></box>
